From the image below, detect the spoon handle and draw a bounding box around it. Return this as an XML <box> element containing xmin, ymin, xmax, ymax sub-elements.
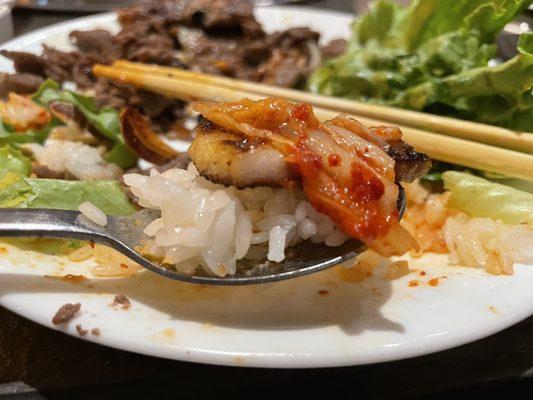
<box><xmin>0</xmin><ymin>208</ymin><xmax>111</xmax><ymax>243</ymax></box>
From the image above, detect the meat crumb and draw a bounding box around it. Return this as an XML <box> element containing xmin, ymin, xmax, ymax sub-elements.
<box><xmin>52</xmin><ymin>303</ymin><xmax>81</xmax><ymax>325</ymax></box>
<box><xmin>76</xmin><ymin>324</ymin><xmax>88</xmax><ymax>336</ymax></box>
<box><xmin>318</xmin><ymin>290</ymin><xmax>329</xmax><ymax>296</ymax></box>
<box><xmin>111</xmin><ymin>294</ymin><xmax>131</xmax><ymax>310</ymax></box>
<box><xmin>91</xmin><ymin>328</ymin><xmax>101</xmax><ymax>337</ymax></box>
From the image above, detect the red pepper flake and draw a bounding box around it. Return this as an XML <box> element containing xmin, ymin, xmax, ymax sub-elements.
<box><xmin>419</xmin><ymin>271</ymin><xmax>426</xmax><ymax>276</ymax></box>
<box><xmin>318</xmin><ymin>290</ymin><xmax>329</xmax><ymax>296</ymax></box>
<box><xmin>408</xmin><ymin>280</ymin><xmax>419</xmax><ymax>287</ymax></box>
<box><xmin>428</xmin><ymin>278</ymin><xmax>440</xmax><ymax>287</ymax></box>
<box><xmin>120</xmin><ymin>263</ymin><xmax>129</xmax><ymax>269</ymax></box>
<box><xmin>328</xmin><ymin>154</ymin><xmax>341</xmax><ymax>167</ymax></box>
<box><xmin>293</xmin><ymin>103</ymin><xmax>313</xmax><ymax>122</ymax></box>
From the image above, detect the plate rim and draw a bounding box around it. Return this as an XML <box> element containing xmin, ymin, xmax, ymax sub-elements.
<box><xmin>0</xmin><ymin>7</ymin><xmax>532</xmax><ymax>369</ymax></box>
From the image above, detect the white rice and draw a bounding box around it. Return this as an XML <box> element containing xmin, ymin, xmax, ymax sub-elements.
<box><xmin>123</xmin><ymin>163</ymin><xmax>348</xmax><ymax>277</ymax></box>
<box><xmin>442</xmin><ymin>214</ymin><xmax>533</xmax><ymax>275</ymax></box>
<box><xmin>24</xmin><ymin>139</ymin><xmax>122</xmax><ymax>180</ymax></box>
<box><xmin>79</xmin><ymin>201</ymin><xmax>108</xmax><ymax>226</ymax></box>
<box><xmin>403</xmin><ymin>181</ymin><xmax>533</xmax><ymax>275</ymax></box>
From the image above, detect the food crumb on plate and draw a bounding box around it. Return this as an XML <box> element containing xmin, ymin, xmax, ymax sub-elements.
<box><xmin>428</xmin><ymin>277</ymin><xmax>440</xmax><ymax>286</ymax></box>
<box><xmin>52</xmin><ymin>303</ymin><xmax>81</xmax><ymax>325</ymax></box>
<box><xmin>488</xmin><ymin>306</ymin><xmax>500</xmax><ymax>315</ymax></box>
<box><xmin>318</xmin><ymin>290</ymin><xmax>329</xmax><ymax>296</ymax></box>
<box><xmin>0</xmin><ymin>247</ymin><xmax>7</xmax><ymax>254</ymax></box>
<box><xmin>234</xmin><ymin>356</ymin><xmax>245</xmax><ymax>365</ymax></box>
<box><xmin>384</xmin><ymin>260</ymin><xmax>410</xmax><ymax>280</ymax></box>
<box><xmin>76</xmin><ymin>324</ymin><xmax>88</xmax><ymax>336</ymax></box>
<box><xmin>420</xmin><ymin>271</ymin><xmax>426</xmax><ymax>276</ymax></box>
<box><xmin>408</xmin><ymin>280</ymin><xmax>419</xmax><ymax>287</ymax></box>
<box><xmin>91</xmin><ymin>328</ymin><xmax>101</xmax><ymax>337</ymax></box>
<box><xmin>110</xmin><ymin>294</ymin><xmax>131</xmax><ymax>310</ymax></box>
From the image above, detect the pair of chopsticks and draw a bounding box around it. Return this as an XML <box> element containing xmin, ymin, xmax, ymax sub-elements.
<box><xmin>93</xmin><ymin>60</ymin><xmax>533</xmax><ymax>182</ymax></box>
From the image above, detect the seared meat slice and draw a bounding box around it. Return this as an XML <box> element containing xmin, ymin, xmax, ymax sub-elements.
<box><xmin>190</xmin><ymin>117</ymin><xmax>431</xmax><ymax>188</ymax></box>
<box><xmin>189</xmin><ymin>120</ymin><xmax>293</xmax><ymax>188</ymax></box>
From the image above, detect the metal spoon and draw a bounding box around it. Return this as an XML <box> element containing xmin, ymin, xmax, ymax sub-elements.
<box><xmin>0</xmin><ymin>188</ymin><xmax>405</xmax><ymax>285</ymax></box>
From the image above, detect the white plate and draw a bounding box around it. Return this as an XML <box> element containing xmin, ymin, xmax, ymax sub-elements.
<box><xmin>1</xmin><ymin>7</ymin><xmax>532</xmax><ymax>368</ymax></box>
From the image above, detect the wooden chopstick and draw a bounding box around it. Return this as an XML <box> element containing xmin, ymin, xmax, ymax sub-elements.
<box><xmin>93</xmin><ymin>63</ymin><xmax>533</xmax><ymax>181</ymax></box>
<box><xmin>111</xmin><ymin>60</ymin><xmax>533</xmax><ymax>154</ymax></box>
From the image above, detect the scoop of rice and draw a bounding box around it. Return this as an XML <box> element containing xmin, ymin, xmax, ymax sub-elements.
<box><xmin>24</xmin><ymin>139</ymin><xmax>121</xmax><ymax>180</ymax></box>
<box><xmin>123</xmin><ymin>163</ymin><xmax>348</xmax><ymax>277</ymax></box>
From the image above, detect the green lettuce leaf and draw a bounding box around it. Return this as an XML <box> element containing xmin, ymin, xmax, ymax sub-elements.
<box><xmin>398</xmin><ymin>33</ymin><xmax>533</xmax><ymax>129</ymax></box>
<box><xmin>308</xmin><ymin>0</ymin><xmax>533</xmax><ymax>131</ymax></box>
<box><xmin>0</xmin><ymin>169</ymin><xmax>136</xmax><ymax>215</ymax></box>
<box><xmin>0</xmin><ymin>145</ymin><xmax>31</xmax><ymax>176</ymax></box>
<box><xmin>0</xmin><ymin>117</ymin><xmax>57</xmax><ymax>146</ymax></box>
<box><xmin>32</xmin><ymin>80</ymin><xmax>137</xmax><ymax>168</ymax></box>
<box><xmin>443</xmin><ymin>171</ymin><xmax>533</xmax><ymax>224</ymax></box>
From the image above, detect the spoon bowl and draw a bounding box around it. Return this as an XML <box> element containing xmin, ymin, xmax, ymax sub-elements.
<box><xmin>0</xmin><ymin>188</ymin><xmax>405</xmax><ymax>285</ymax></box>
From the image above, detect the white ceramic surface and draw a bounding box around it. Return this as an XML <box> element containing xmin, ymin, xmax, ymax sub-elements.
<box><xmin>0</xmin><ymin>7</ymin><xmax>532</xmax><ymax>368</ymax></box>
<box><xmin>0</xmin><ymin>6</ymin><xmax>13</xmax><ymax>44</ymax></box>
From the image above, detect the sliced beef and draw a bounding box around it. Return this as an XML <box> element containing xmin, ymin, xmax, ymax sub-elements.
<box><xmin>258</xmin><ymin>49</ymin><xmax>309</xmax><ymax>88</ymax></box>
<box><xmin>48</xmin><ymin>101</ymin><xmax>79</xmax><ymax>121</ymax></box>
<box><xmin>267</xmin><ymin>27</ymin><xmax>319</xmax><ymax>50</ymax></box>
<box><xmin>32</xmin><ymin>165</ymin><xmax>69</xmax><ymax>179</ymax></box>
<box><xmin>322</xmin><ymin>38</ymin><xmax>347</xmax><ymax>59</ymax></box>
<box><xmin>386</xmin><ymin>141</ymin><xmax>432</xmax><ymax>183</ymax></box>
<box><xmin>0</xmin><ymin>73</ymin><xmax>43</xmax><ymax>98</ymax></box>
<box><xmin>69</xmin><ymin>29</ymin><xmax>115</xmax><ymax>54</ymax></box>
<box><xmin>0</xmin><ymin>0</ymin><xmax>320</xmax><ymax>133</ymax></box>
<box><xmin>0</xmin><ymin>50</ymin><xmax>48</xmax><ymax>76</ymax></box>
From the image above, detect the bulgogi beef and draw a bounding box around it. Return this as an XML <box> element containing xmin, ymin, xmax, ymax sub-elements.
<box><xmin>0</xmin><ymin>0</ymin><xmax>321</xmax><ymax>133</ymax></box>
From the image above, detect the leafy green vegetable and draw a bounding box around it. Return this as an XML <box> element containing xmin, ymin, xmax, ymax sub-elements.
<box><xmin>32</xmin><ymin>79</ymin><xmax>137</xmax><ymax>168</ymax></box>
<box><xmin>0</xmin><ymin>145</ymin><xmax>32</xmax><ymax>176</ymax></box>
<box><xmin>443</xmin><ymin>171</ymin><xmax>533</xmax><ymax>224</ymax></box>
<box><xmin>31</xmin><ymin>79</ymin><xmax>63</xmax><ymax>104</ymax></box>
<box><xmin>308</xmin><ymin>0</ymin><xmax>533</xmax><ymax>131</ymax></box>
<box><xmin>106</xmin><ymin>142</ymin><xmax>138</xmax><ymax>167</ymax></box>
<box><xmin>0</xmin><ymin>117</ymin><xmax>56</xmax><ymax>147</ymax></box>
<box><xmin>0</xmin><ymin>169</ymin><xmax>136</xmax><ymax>215</ymax></box>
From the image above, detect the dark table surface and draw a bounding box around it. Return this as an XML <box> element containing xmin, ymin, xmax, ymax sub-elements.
<box><xmin>1</xmin><ymin>2</ymin><xmax>533</xmax><ymax>399</ymax></box>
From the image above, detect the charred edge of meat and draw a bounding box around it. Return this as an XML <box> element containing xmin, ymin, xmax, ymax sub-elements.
<box><xmin>198</xmin><ymin>118</ymin><xmax>265</xmax><ymax>153</ymax></box>
<box><xmin>386</xmin><ymin>140</ymin><xmax>432</xmax><ymax>183</ymax></box>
